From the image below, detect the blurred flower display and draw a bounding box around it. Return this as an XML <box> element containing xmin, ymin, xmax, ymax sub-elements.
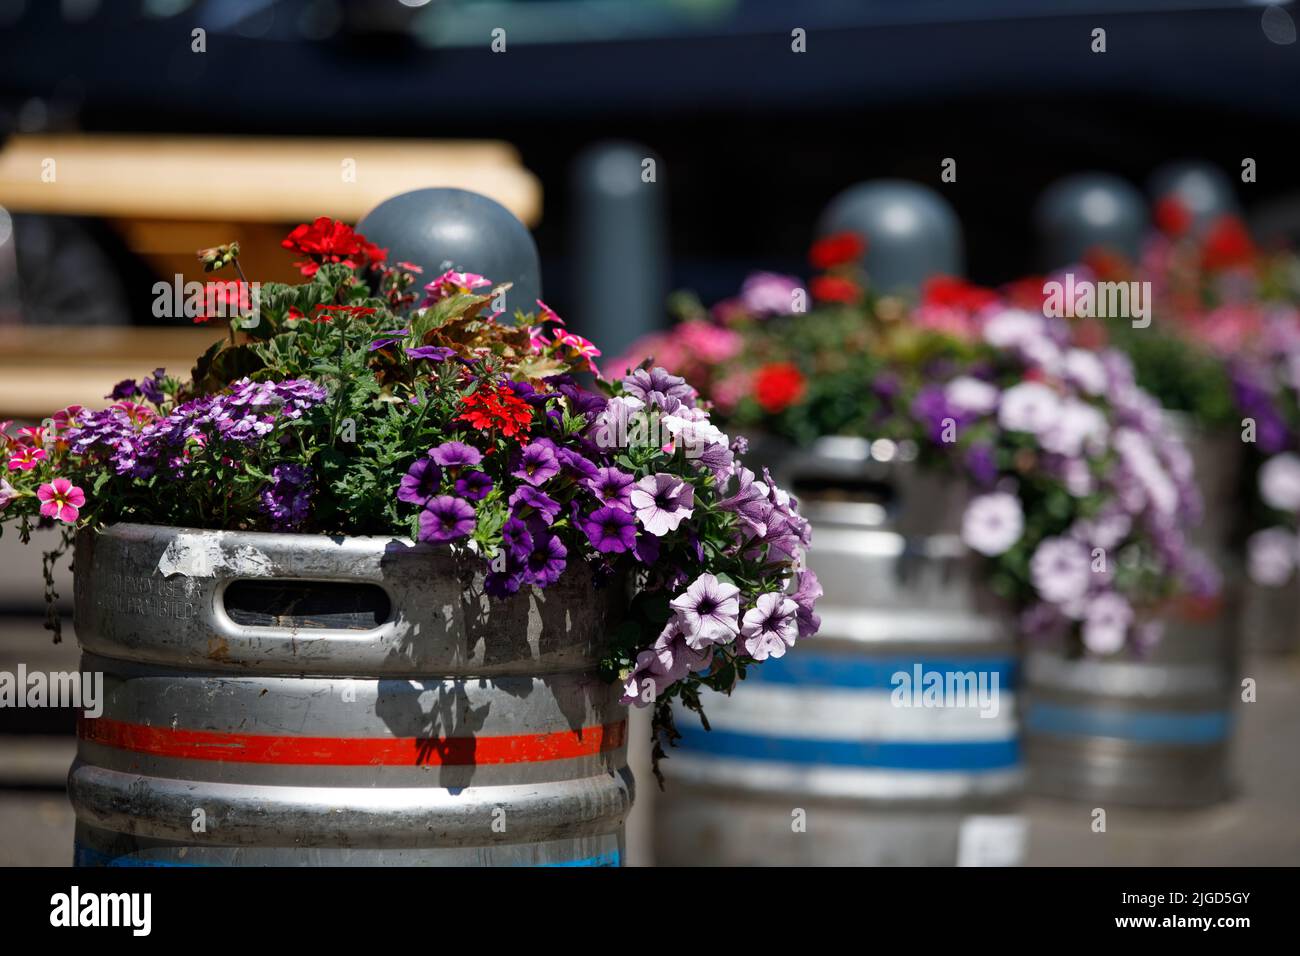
<box><xmin>611</xmin><ymin>242</ymin><xmax>1209</xmax><ymax>655</ymax></box>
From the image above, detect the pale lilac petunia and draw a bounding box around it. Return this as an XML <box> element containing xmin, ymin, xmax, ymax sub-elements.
<box><xmin>1247</xmin><ymin>527</ymin><xmax>1296</xmax><ymax>586</ymax></box>
<box><xmin>629</xmin><ymin>473</ymin><xmax>695</xmax><ymax>536</ymax></box>
<box><xmin>1082</xmin><ymin>591</ymin><xmax>1133</xmax><ymax>654</ymax></box>
<box><xmin>739</xmin><ymin>591</ymin><xmax>800</xmax><ymax>661</ymax></box>
<box><xmin>961</xmin><ymin>492</ymin><xmax>1024</xmax><ymax>557</ymax></box>
<box><xmin>998</xmin><ymin>381</ymin><xmax>1061</xmax><ymax>435</ymax></box>
<box><xmin>670</xmin><ymin>573</ymin><xmax>741</xmax><ymax>649</ymax></box>
<box><xmin>1030</xmin><ymin>536</ymin><xmax>1093</xmax><ymax>604</ymax></box>
<box><xmin>1259</xmin><ymin>453</ymin><xmax>1300</xmax><ymax>512</ymax></box>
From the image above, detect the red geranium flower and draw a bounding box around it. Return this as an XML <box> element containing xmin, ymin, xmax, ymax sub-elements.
<box><xmin>809</xmin><ymin>275</ymin><xmax>862</xmax><ymax>304</ymax></box>
<box><xmin>1154</xmin><ymin>197</ymin><xmax>1193</xmax><ymax>238</ymax></box>
<box><xmin>753</xmin><ymin>362</ymin><xmax>806</xmax><ymax>414</ymax></box>
<box><xmin>282</xmin><ymin>217</ymin><xmax>388</xmax><ymax>277</ymax></box>
<box><xmin>193</xmin><ymin>279</ymin><xmax>255</xmax><ymax>324</ymax></box>
<box><xmin>1201</xmin><ymin>216</ymin><xmax>1255</xmax><ymax>271</ymax></box>
<box><xmin>456</xmin><ymin>385</ymin><xmax>535</xmax><ymax>441</ymax></box>
<box><xmin>809</xmin><ymin>231</ymin><xmax>865</xmax><ymax>270</ymax></box>
<box><xmin>922</xmin><ymin>275</ymin><xmax>998</xmax><ymax>312</ymax></box>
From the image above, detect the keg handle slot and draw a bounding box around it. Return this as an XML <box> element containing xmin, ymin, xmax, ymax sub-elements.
<box><xmin>220</xmin><ymin>579</ymin><xmax>392</xmax><ymax>631</ymax></box>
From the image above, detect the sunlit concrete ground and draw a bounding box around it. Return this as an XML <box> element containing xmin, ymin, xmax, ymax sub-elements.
<box><xmin>2</xmin><ymin>608</ymin><xmax>1296</xmax><ymax>867</ymax></box>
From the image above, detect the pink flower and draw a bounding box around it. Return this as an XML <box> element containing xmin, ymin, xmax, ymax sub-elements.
<box><xmin>421</xmin><ymin>269</ymin><xmax>491</xmax><ymax>305</ymax></box>
<box><xmin>0</xmin><ymin>478</ymin><xmax>16</xmax><ymax>512</ymax></box>
<box><xmin>551</xmin><ymin>330</ymin><xmax>602</xmax><ymax>372</ymax></box>
<box><xmin>36</xmin><ymin>477</ymin><xmax>85</xmax><ymax>523</ymax></box>
<box><xmin>7</xmin><ymin>445</ymin><xmax>47</xmax><ymax>471</ymax></box>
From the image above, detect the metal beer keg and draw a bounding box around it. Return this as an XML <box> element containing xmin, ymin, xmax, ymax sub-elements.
<box><xmin>1024</xmin><ymin>417</ymin><xmax>1241</xmax><ymax>807</ymax></box>
<box><xmin>656</xmin><ymin>439</ymin><xmax>1025</xmax><ymax>866</ymax></box>
<box><xmin>69</xmin><ymin>523</ymin><xmax>631</xmax><ymax>866</ymax></box>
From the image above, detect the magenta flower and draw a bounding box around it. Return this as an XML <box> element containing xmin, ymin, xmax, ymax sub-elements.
<box><xmin>429</xmin><ymin>441</ymin><xmax>483</xmax><ymax>469</ymax></box>
<box><xmin>581</xmin><ymin>505</ymin><xmax>637</xmax><ymax>553</ymax></box>
<box><xmin>629</xmin><ymin>473</ymin><xmax>694</xmax><ymax>536</ymax></box>
<box><xmin>586</xmin><ymin>466</ymin><xmax>635</xmax><ymax>510</ymax></box>
<box><xmin>511</xmin><ymin>440</ymin><xmax>560</xmax><ymax>486</ymax></box>
<box><xmin>417</xmin><ymin>495</ymin><xmax>476</xmax><ymax>543</ymax></box>
<box><xmin>37</xmin><ymin>478</ymin><xmax>85</xmax><ymax>524</ymax></box>
<box><xmin>7</xmin><ymin>445</ymin><xmax>46</xmax><ymax>471</ymax></box>
<box><xmin>740</xmin><ymin>592</ymin><xmax>799</xmax><ymax>661</ymax></box>
<box><xmin>422</xmin><ymin>269</ymin><xmax>490</xmax><ymax>305</ymax></box>
<box><xmin>669</xmin><ymin>573</ymin><xmax>741</xmax><ymax>649</ymax></box>
<box><xmin>397</xmin><ymin>457</ymin><xmax>442</xmax><ymax>506</ymax></box>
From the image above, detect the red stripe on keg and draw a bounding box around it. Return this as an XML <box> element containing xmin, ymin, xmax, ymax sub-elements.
<box><xmin>78</xmin><ymin>717</ymin><xmax>626</xmax><ymax>766</ymax></box>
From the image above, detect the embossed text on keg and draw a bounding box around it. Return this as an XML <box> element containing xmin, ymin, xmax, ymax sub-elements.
<box><xmin>98</xmin><ymin>573</ymin><xmax>198</xmax><ymax>620</ymax></box>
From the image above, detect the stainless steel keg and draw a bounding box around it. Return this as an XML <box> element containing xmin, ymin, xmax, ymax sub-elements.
<box><xmin>69</xmin><ymin>523</ymin><xmax>631</xmax><ymax>866</ymax></box>
<box><xmin>1024</xmin><ymin>416</ymin><xmax>1241</xmax><ymax>807</ymax></box>
<box><xmin>656</xmin><ymin>439</ymin><xmax>1025</xmax><ymax>866</ymax></box>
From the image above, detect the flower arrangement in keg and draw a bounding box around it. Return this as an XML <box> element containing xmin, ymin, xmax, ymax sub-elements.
<box><xmin>610</xmin><ymin>232</ymin><xmax>1209</xmax><ymax>654</ymax></box>
<box><xmin>0</xmin><ymin>217</ymin><xmax>817</xmax><ymax>757</ymax></box>
<box><xmin>1068</xmin><ymin>199</ymin><xmax>1300</xmax><ymax>590</ymax></box>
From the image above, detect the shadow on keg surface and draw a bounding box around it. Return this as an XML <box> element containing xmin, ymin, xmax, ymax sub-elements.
<box><xmin>67</xmin><ymin>525</ymin><xmax>633</xmax><ymax>867</ymax></box>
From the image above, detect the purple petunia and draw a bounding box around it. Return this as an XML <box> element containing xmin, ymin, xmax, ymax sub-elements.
<box><xmin>508</xmin><ymin>485</ymin><xmax>560</xmax><ymax>524</ymax></box>
<box><xmin>418</xmin><ymin>495</ymin><xmax>476</xmax><ymax>543</ymax></box>
<box><xmin>397</xmin><ymin>457</ymin><xmax>442</xmax><ymax>506</ymax></box>
<box><xmin>555</xmin><ymin>446</ymin><xmax>599</xmax><ymax>483</ymax></box>
<box><xmin>368</xmin><ymin>329</ymin><xmax>409</xmax><ymax>352</ymax></box>
<box><xmin>587</xmin><ymin>466</ymin><xmax>635</xmax><ymax>510</ymax></box>
<box><xmin>485</xmin><ymin>569</ymin><xmax>522</xmax><ymax>598</ymax></box>
<box><xmin>581</xmin><ymin>505</ymin><xmax>638</xmax><ymax>554</ymax></box>
<box><xmin>429</xmin><ymin>441</ymin><xmax>483</xmax><ymax>469</ymax></box>
<box><xmin>501</xmin><ymin>516</ymin><xmax>537</xmax><ymax>563</ymax></box>
<box><xmin>521</xmin><ymin>530</ymin><xmax>568</xmax><ymax>587</ymax></box>
<box><xmin>621</xmin><ymin>366</ymin><xmax>696</xmax><ymax>412</ymax></box>
<box><xmin>455</xmin><ymin>470</ymin><xmax>493</xmax><ymax>501</ymax></box>
<box><xmin>512</xmin><ymin>439</ymin><xmax>560</xmax><ymax>486</ymax></box>
<box><xmin>405</xmin><ymin>345</ymin><xmax>457</xmax><ymax>362</ymax></box>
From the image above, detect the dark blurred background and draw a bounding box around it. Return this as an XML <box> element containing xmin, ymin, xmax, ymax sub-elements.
<box><xmin>3</xmin><ymin>0</ymin><xmax>1300</xmax><ymax>313</ymax></box>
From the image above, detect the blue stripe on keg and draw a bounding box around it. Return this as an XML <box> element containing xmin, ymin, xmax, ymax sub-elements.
<box><xmin>674</xmin><ymin>725</ymin><xmax>1020</xmax><ymax>770</ymax></box>
<box><xmin>1025</xmin><ymin>702</ymin><xmax>1229</xmax><ymax>744</ymax></box>
<box><xmin>538</xmin><ymin>850</ymin><xmax>621</xmax><ymax>867</ymax></box>
<box><xmin>74</xmin><ymin>844</ymin><xmax>200</xmax><ymax>867</ymax></box>
<box><xmin>744</xmin><ymin>653</ymin><xmax>1018</xmax><ymax>690</ymax></box>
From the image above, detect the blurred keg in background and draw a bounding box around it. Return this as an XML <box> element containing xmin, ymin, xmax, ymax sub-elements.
<box><xmin>655</xmin><ymin>438</ymin><xmax>1025</xmax><ymax>866</ymax></box>
<box><xmin>1024</xmin><ymin>418</ymin><xmax>1242</xmax><ymax>807</ymax></box>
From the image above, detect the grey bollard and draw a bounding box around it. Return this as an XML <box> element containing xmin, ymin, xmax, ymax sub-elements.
<box><xmin>570</xmin><ymin>142</ymin><xmax>669</xmax><ymax>365</ymax></box>
<box><xmin>1034</xmin><ymin>173</ymin><xmax>1149</xmax><ymax>269</ymax></box>
<box><xmin>815</xmin><ymin>180</ymin><xmax>963</xmax><ymax>295</ymax></box>
<box><xmin>357</xmin><ymin>188</ymin><xmax>541</xmax><ymax>318</ymax></box>
<box><xmin>1148</xmin><ymin>161</ymin><xmax>1240</xmax><ymax>232</ymax></box>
